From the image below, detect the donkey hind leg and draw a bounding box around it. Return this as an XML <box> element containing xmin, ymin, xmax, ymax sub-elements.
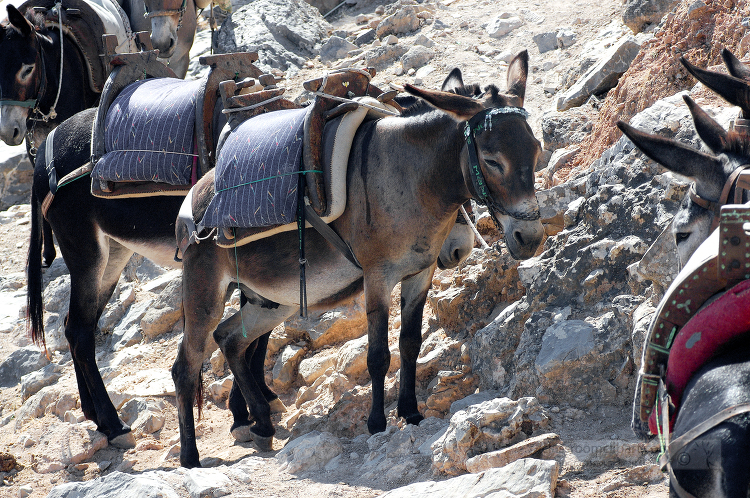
<box><xmin>214</xmin><ymin>301</ymin><xmax>296</xmax><ymax>451</ymax></box>
<box><xmin>42</xmin><ymin>218</ymin><xmax>56</xmax><ymax>268</ymax></box>
<box><xmin>365</xmin><ymin>274</ymin><xmax>396</xmax><ymax>434</ymax></box>
<box><xmin>226</xmin><ymin>332</ymin><xmax>281</xmax><ymax>434</ymax></box>
<box><xmin>65</xmin><ymin>239</ymin><xmax>134</xmax><ymax>447</ymax></box>
<box><xmin>397</xmin><ymin>267</ymin><xmax>434</xmax><ymax>426</ymax></box>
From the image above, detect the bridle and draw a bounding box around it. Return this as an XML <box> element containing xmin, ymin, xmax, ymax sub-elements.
<box><xmin>689</xmin><ymin>163</ymin><xmax>750</xmax><ymax>231</ymax></box>
<box><xmin>463</xmin><ymin>106</ymin><xmax>540</xmax><ymax>231</ymax></box>
<box><xmin>144</xmin><ymin>0</ymin><xmax>188</xmax><ymax>31</ymax></box>
<box><xmin>0</xmin><ymin>5</ymin><xmax>65</xmax><ymax>157</ymax></box>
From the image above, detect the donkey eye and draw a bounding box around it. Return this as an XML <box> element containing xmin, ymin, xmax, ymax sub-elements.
<box><xmin>19</xmin><ymin>64</ymin><xmax>35</xmax><ymax>81</ymax></box>
<box><xmin>675</xmin><ymin>232</ymin><xmax>691</xmax><ymax>244</ymax></box>
<box><xmin>484</xmin><ymin>158</ymin><xmax>504</xmax><ymax>172</ymax></box>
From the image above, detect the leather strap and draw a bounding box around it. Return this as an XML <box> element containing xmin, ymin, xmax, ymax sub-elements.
<box><xmin>304</xmin><ymin>202</ymin><xmax>362</xmax><ymax>270</ymax></box>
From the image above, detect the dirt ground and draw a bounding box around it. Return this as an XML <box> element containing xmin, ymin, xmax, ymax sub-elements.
<box><xmin>0</xmin><ymin>0</ymin><xmax>673</xmax><ymax>495</ymax></box>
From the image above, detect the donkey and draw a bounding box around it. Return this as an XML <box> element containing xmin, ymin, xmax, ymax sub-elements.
<box><xmin>173</xmin><ymin>51</ymin><xmax>543</xmax><ymax>467</ymax></box>
<box><xmin>26</xmin><ymin>95</ymin><xmax>476</xmax><ymax>450</ymax></box>
<box><xmin>620</xmin><ymin>49</ymin><xmax>750</xmax><ymax>498</ymax></box>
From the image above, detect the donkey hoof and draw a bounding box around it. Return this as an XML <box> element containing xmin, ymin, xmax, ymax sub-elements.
<box><xmin>231</xmin><ymin>424</ymin><xmax>254</xmax><ymax>443</ymax></box>
<box><xmin>269</xmin><ymin>397</ymin><xmax>287</xmax><ymax>414</ymax></box>
<box><xmin>251</xmin><ymin>431</ymin><xmax>274</xmax><ymax>452</ymax></box>
<box><xmin>405</xmin><ymin>413</ymin><xmax>424</xmax><ymax>426</ymax></box>
<box><xmin>109</xmin><ymin>431</ymin><xmax>136</xmax><ymax>449</ymax></box>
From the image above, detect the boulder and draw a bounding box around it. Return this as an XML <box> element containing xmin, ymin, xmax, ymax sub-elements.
<box><xmin>320</xmin><ymin>36</ymin><xmax>358</xmax><ymax>63</ymax></box>
<box><xmin>140</xmin><ymin>278</ymin><xmax>183</xmax><ymax>339</ymax></box>
<box><xmin>276</xmin><ymin>431</ymin><xmax>343</xmax><ymax>473</ymax></box>
<box><xmin>46</xmin><ymin>471</ymin><xmax>179</xmax><ymax>498</ymax></box>
<box><xmin>622</xmin><ymin>0</ymin><xmax>679</xmax><ymax>33</ymax></box>
<box><xmin>216</xmin><ymin>0</ymin><xmax>330</xmax><ymax>72</ymax></box>
<box><xmin>431</xmin><ymin>396</ymin><xmax>550</xmax><ymax>475</ymax></box>
<box><xmin>0</xmin><ymin>147</ymin><xmax>33</xmax><ymax>211</ymax></box>
<box><xmin>401</xmin><ymin>45</ymin><xmax>435</xmax><ymax>72</ymax></box>
<box><xmin>0</xmin><ymin>346</ymin><xmax>49</xmax><ymax>387</ymax></box>
<box><xmin>465</xmin><ymin>433</ymin><xmax>561</xmax><ymax>473</ymax></box>
<box><xmin>557</xmin><ymin>35</ymin><xmax>642</xmax><ymax>111</ymax></box>
<box><xmin>533</xmin><ymin>31</ymin><xmax>558</xmax><ymax>54</ymax></box>
<box><xmin>486</xmin><ymin>14</ymin><xmax>523</xmax><ymax>38</ymax></box>
<box><xmin>375</xmin><ymin>6</ymin><xmax>420</xmax><ymax>38</ymax></box>
<box><xmin>380</xmin><ymin>459</ymin><xmax>559</xmax><ymax>498</ymax></box>
<box><xmin>31</xmin><ymin>423</ymin><xmax>108</xmax><ymax>474</ymax></box>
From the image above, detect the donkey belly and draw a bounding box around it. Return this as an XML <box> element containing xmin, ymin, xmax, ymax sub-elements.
<box><xmin>95</xmin><ymin>196</ymin><xmax>185</xmax><ymax>269</ymax></box>
<box><xmin>236</xmin><ymin>229</ymin><xmax>363</xmax><ymax>308</ymax></box>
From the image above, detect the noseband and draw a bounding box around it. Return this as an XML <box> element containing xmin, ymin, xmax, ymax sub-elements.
<box><xmin>463</xmin><ymin>106</ymin><xmax>540</xmax><ymax>229</ymax></box>
<box><xmin>144</xmin><ymin>0</ymin><xmax>188</xmax><ymax>31</ymax></box>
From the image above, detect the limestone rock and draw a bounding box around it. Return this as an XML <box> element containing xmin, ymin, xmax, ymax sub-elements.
<box><xmin>298</xmin><ymin>350</ymin><xmax>337</xmax><ymax>385</ymax></box>
<box><xmin>533</xmin><ymin>31</ymin><xmax>558</xmax><ymax>54</ymax></box>
<box><xmin>556</xmin><ymin>27</ymin><xmax>576</xmax><ymax>48</ymax></box>
<box><xmin>31</xmin><ymin>423</ymin><xmax>108</xmax><ymax>474</ymax></box>
<box><xmin>365</xmin><ymin>44</ymin><xmax>409</xmax><ymax>71</ymax></box>
<box><xmin>486</xmin><ymin>14</ymin><xmax>522</xmax><ymax>39</ymax></box>
<box><xmin>276</xmin><ymin>431</ymin><xmax>343</xmax><ymax>473</ymax></box>
<box><xmin>216</xmin><ymin>0</ymin><xmax>330</xmax><ymax>72</ymax></box>
<box><xmin>320</xmin><ymin>36</ymin><xmax>358</xmax><ymax>63</ymax></box>
<box><xmin>375</xmin><ymin>6</ymin><xmax>420</xmax><ymax>39</ymax></box>
<box><xmin>401</xmin><ymin>45</ymin><xmax>434</xmax><ymax>72</ymax></box>
<box><xmin>541</xmin><ymin>108</ymin><xmax>593</xmax><ymax>151</ymax></box>
<box><xmin>209</xmin><ymin>375</ymin><xmax>234</xmax><ymax>401</ymax></box>
<box><xmin>465</xmin><ymin>433</ymin><xmax>561</xmax><ymax>473</ymax></box>
<box><xmin>557</xmin><ymin>35</ymin><xmax>641</xmax><ymax>111</ymax></box>
<box><xmin>380</xmin><ymin>459</ymin><xmax>558</xmax><ymax>498</ymax></box>
<box><xmin>622</xmin><ymin>0</ymin><xmax>679</xmax><ymax>33</ymax></box>
<box><xmin>46</xmin><ymin>471</ymin><xmax>180</xmax><ymax>498</ymax></box>
<box><xmin>284</xmin><ymin>295</ymin><xmax>366</xmax><ymax>349</ymax></box>
<box><xmin>0</xmin><ymin>346</ymin><xmax>49</xmax><ymax>387</ymax></box>
<box><xmin>140</xmin><ymin>278</ymin><xmax>183</xmax><ymax>339</ymax></box>
<box><xmin>335</xmin><ymin>335</ymin><xmax>369</xmax><ymax>379</ymax></box>
<box><xmin>431</xmin><ymin>397</ymin><xmax>550</xmax><ymax>475</ymax></box>
<box><xmin>184</xmin><ymin>467</ymin><xmax>231</xmax><ymax>498</ymax></box>
<box><xmin>0</xmin><ymin>148</ymin><xmax>33</xmax><ymax>211</ymax></box>
<box><xmin>20</xmin><ymin>362</ymin><xmax>64</xmax><ymax>401</ymax></box>
<box><xmin>273</xmin><ymin>344</ymin><xmax>307</xmax><ymax>389</ymax></box>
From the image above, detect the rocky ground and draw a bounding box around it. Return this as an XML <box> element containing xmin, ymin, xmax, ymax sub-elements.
<box><xmin>1</xmin><ymin>0</ymin><xmax>748</xmax><ymax>496</ymax></box>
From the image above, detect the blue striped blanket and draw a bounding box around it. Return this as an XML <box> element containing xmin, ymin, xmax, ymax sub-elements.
<box><xmin>202</xmin><ymin>107</ymin><xmax>307</xmax><ymax>228</ymax></box>
<box><xmin>91</xmin><ymin>77</ymin><xmax>203</xmax><ymax>186</ymax></box>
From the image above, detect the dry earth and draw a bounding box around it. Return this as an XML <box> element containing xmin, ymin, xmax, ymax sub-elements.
<box><xmin>0</xmin><ymin>0</ymin><xmax>679</xmax><ymax>495</ymax></box>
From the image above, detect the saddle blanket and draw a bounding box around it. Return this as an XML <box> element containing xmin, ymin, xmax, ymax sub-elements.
<box><xmin>202</xmin><ymin>107</ymin><xmax>308</xmax><ymax>228</ymax></box>
<box><xmin>91</xmin><ymin>77</ymin><xmax>203</xmax><ymax>187</ymax></box>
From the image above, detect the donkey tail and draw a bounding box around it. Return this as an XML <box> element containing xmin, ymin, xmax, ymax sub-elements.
<box><xmin>27</xmin><ymin>186</ymin><xmax>47</xmax><ymax>351</ymax></box>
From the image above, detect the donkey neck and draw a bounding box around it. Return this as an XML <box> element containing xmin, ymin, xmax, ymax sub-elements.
<box><xmin>401</xmin><ymin>109</ymin><xmax>474</xmax><ymax>210</ymax></box>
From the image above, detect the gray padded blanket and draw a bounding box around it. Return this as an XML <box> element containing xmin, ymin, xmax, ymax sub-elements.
<box><xmin>91</xmin><ymin>77</ymin><xmax>203</xmax><ymax>186</ymax></box>
<box><xmin>202</xmin><ymin>107</ymin><xmax>308</xmax><ymax>228</ymax></box>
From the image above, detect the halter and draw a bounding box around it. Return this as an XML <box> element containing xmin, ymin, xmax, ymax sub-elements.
<box><xmin>144</xmin><ymin>0</ymin><xmax>188</xmax><ymax>31</ymax></box>
<box><xmin>463</xmin><ymin>106</ymin><xmax>540</xmax><ymax>229</ymax></box>
<box><xmin>0</xmin><ymin>4</ymin><xmax>65</xmax><ymax>156</ymax></box>
<box><xmin>689</xmin><ymin>164</ymin><xmax>750</xmax><ymax>231</ymax></box>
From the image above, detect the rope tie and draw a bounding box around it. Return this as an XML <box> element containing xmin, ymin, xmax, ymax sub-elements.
<box><xmin>31</xmin><ymin>2</ymin><xmax>64</xmax><ymax>123</ymax></box>
<box><xmin>311</xmin><ymin>90</ymin><xmax>399</xmax><ymax>116</ymax></box>
<box><xmin>222</xmin><ymin>94</ymin><xmax>285</xmax><ymax>114</ymax></box>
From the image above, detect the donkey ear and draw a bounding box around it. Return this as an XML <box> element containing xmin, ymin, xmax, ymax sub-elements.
<box><xmin>404</xmin><ymin>84</ymin><xmax>484</xmax><ymax>121</ymax></box>
<box><xmin>722</xmin><ymin>48</ymin><xmax>750</xmax><ymax>82</ymax></box>
<box><xmin>683</xmin><ymin>95</ymin><xmax>728</xmax><ymax>153</ymax></box>
<box><xmin>681</xmin><ymin>56</ymin><xmax>750</xmax><ymax>119</ymax></box>
<box><xmin>7</xmin><ymin>5</ymin><xmax>34</xmax><ymax>38</ymax></box>
<box><xmin>617</xmin><ymin>120</ymin><xmax>724</xmax><ymax>180</ymax></box>
<box><xmin>441</xmin><ymin>68</ymin><xmax>465</xmax><ymax>92</ymax></box>
<box><xmin>505</xmin><ymin>50</ymin><xmax>529</xmax><ymax>105</ymax></box>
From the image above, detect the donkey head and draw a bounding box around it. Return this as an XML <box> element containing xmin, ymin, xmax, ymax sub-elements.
<box><xmin>404</xmin><ymin>51</ymin><xmax>544</xmax><ymax>260</ymax></box>
<box><xmin>0</xmin><ymin>5</ymin><xmax>47</xmax><ymax>146</ymax></box>
<box><xmin>618</xmin><ymin>92</ymin><xmax>750</xmax><ymax>267</ymax></box>
<box><xmin>143</xmin><ymin>0</ymin><xmax>188</xmax><ymax>58</ymax></box>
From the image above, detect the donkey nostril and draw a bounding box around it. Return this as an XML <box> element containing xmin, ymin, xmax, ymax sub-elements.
<box><xmin>513</xmin><ymin>230</ymin><xmax>525</xmax><ymax>247</ymax></box>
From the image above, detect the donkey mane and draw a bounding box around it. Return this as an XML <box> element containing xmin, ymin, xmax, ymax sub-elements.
<box><xmin>722</xmin><ymin>130</ymin><xmax>750</xmax><ymax>159</ymax></box>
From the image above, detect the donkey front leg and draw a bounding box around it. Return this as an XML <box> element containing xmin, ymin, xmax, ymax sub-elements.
<box><xmin>364</xmin><ymin>275</ymin><xmax>395</xmax><ymax>434</ymax></box>
<box><xmin>397</xmin><ymin>266</ymin><xmax>434</xmax><ymax>426</ymax></box>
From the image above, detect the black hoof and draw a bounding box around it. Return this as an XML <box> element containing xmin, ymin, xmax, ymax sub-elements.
<box><xmin>180</xmin><ymin>458</ymin><xmax>202</xmax><ymax>469</ymax></box>
<box><xmin>367</xmin><ymin>416</ymin><xmax>387</xmax><ymax>434</ymax></box>
<box><xmin>251</xmin><ymin>430</ymin><xmax>274</xmax><ymax>452</ymax></box>
<box><xmin>404</xmin><ymin>413</ymin><xmax>424</xmax><ymax>426</ymax></box>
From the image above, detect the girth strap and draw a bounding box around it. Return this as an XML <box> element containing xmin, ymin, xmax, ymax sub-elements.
<box><xmin>304</xmin><ymin>202</ymin><xmax>362</xmax><ymax>270</ymax></box>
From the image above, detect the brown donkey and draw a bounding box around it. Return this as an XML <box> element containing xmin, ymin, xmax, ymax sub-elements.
<box><xmin>173</xmin><ymin>51</ymin><xmax>544</xmax><ymax>467</ymax></box>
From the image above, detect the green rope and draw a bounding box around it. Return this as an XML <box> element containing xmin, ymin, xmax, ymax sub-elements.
<box><xmin>655</xmin><ymin>395</ymin><xmax>667</xmax><ymax>465</ymax></box>
<box><xmin>214</xmin><ymin>169</ymin><xmax>322</xmax><ymax>194</ymax></box>
<box><xmin>58</xmin><ymin>171</ymin><xmax>91</xmax><ymax>189</ymax></box>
